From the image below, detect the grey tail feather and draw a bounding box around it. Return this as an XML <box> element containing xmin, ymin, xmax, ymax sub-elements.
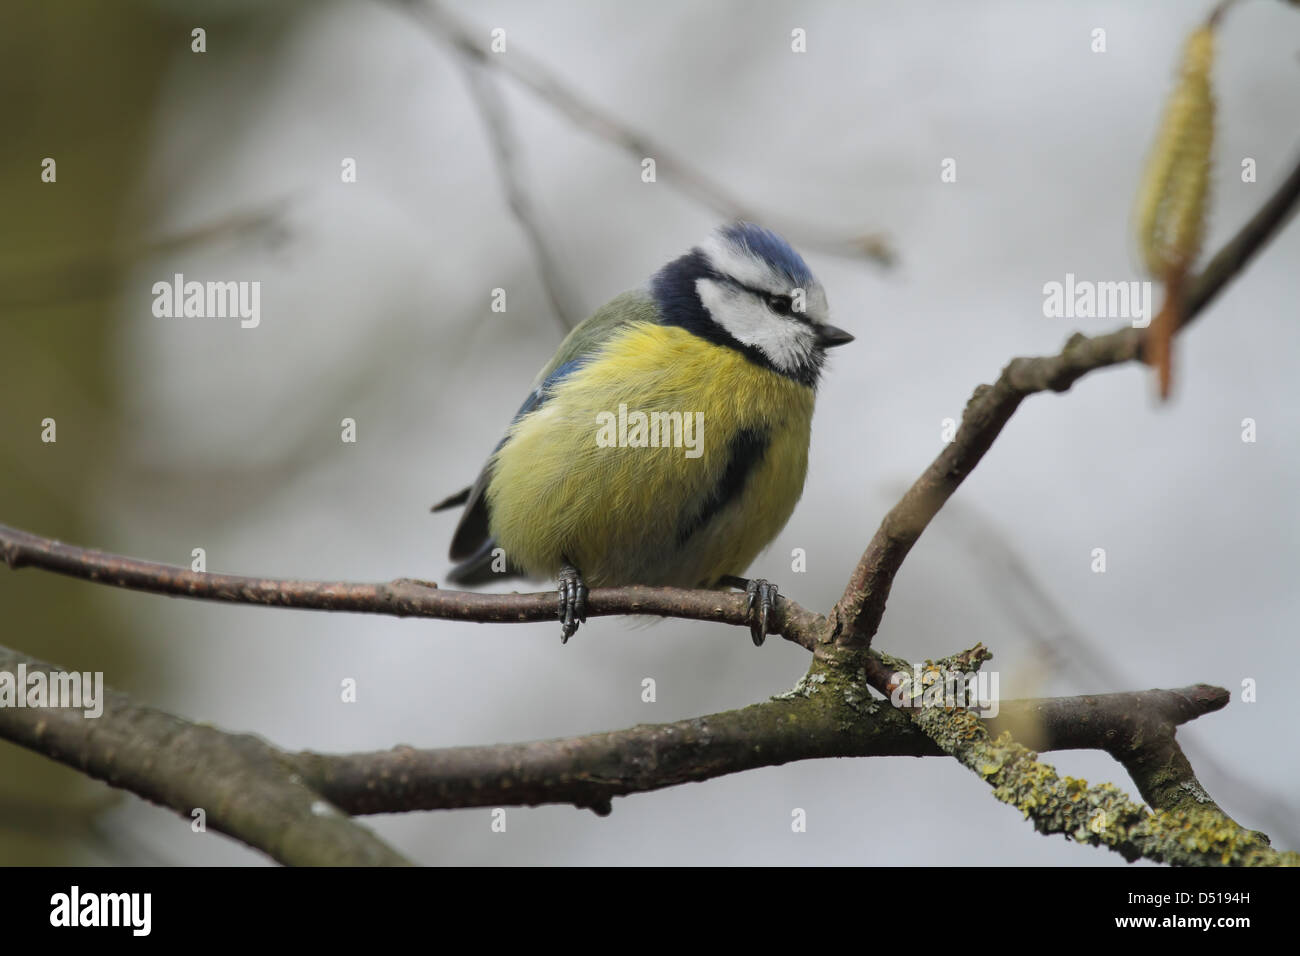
<box><xmin>445</xmin><ymin>538</ymin><xmax>527</xmax><ymax>587</ymax></box>
<box><xmin>431</xmin><ymin>485</ymin><xmax>472</xmax><ymax>512</ymax></box>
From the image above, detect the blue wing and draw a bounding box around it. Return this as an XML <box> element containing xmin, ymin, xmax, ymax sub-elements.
<box><xmin>439</xmin><ymin>358</ymin><xmax>590</xmax><ymax>584</ymax></box>
<box><xmin>435</xmin><ymin>289</ymin><xmax>660</xmax><ymax>584</ymax></box>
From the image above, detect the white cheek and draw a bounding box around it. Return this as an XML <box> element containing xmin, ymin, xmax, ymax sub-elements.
<box><xmin>696</xmin><ymin>280</ymin><xmax>815</xmax><ymax>373</ymax></box>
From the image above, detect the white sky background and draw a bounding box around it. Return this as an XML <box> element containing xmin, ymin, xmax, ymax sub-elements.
<box><xmin>101</xmin><ymin>0</ymin><xmax>1299</xmax><ymax>864</ymax></box>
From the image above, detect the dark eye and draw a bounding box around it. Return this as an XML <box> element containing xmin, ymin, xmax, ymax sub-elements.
<box><xmin>766</xmin><ymin>294</ymin><xmax>794</xmax><ymax>316</ymax></box>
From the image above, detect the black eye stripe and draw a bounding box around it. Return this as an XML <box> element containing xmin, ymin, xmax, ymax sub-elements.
<box><xmin>716</xmin><ymin>277</ymin><xmax>814</xmax><ymax>325</ymax></box>
<box><xmin>769</xmin><ymin>293</ymin><xmax>814</xmax><ymax>326</ymax></box>
<box><xmin>767</xmin><ymin>294</ymin><xmax>792</xmax><ymax>315</ymax></box>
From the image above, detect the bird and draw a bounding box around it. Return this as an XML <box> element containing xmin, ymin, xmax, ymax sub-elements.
<box><xmin>433</xmin><ymin>222</ymin><xmax>853</xmax><ymax>645</ymax></box>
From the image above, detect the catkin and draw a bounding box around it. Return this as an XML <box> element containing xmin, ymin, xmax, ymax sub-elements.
<box><xmin>1135</xmin><ymin>25</ymin><xmax>1215</xmax><ymax>277</ymax></box>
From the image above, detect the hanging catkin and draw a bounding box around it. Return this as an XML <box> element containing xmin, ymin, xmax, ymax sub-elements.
<box><xmin>1136</xmin><ymin>25</ymin><xmax>1215</xmax><ymax>278</ymax></box>
<box><xmin>1134</xmin><ymin>24</ymin><xmax>1216</xmax><ymax>398</ymax></box>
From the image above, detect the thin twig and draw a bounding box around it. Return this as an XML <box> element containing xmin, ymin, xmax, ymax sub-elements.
<box><xmin>0</xmin><ymin>523</ymin><xmax>824</xmax><ymax>650</ymax></box>
<box><xmin>830</xmin><ymin>149</ymin><xmax>1300</xmax><ymax>650</ymax></box>
<box><xmin>455</xmin><ymin>50</ymin><xmax>581</xmax><ymax>331</ymax></box>
<box><xmin>396</xmin><ymin>0</ymin><xmax>894</xmax><ymax>266</ymax></box>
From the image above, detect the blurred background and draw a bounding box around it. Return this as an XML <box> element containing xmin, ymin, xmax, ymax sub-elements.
<box><xmin>1</xmin><ymin>0</ymin><xmax>1297</xmax><ymax>865</ymax></box>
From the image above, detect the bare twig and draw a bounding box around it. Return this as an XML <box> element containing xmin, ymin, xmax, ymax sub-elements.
<box><xmin>829</xmin><ymin>149</ymin><xmax>1300</xmax><ymax>651</ymax></box>
<box><xmin>455</xmin><ymin>50</ymin><xmax>582</xmax><ymax>330</ymax></box>
<box><xmin>395</xmin><ymin>0</ymin><xmax>894</xmax><ymax>266</ymax></box>
<box><xmin>0</xmin><ymin>523</ymin><xmax>824</xmax><ymax>650</ymax></box>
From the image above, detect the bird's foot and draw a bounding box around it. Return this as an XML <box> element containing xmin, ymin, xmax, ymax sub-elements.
<box><xmin>720</xmin><ymin>575</ymin><xmax>779</xmax><ymax>646</ymax></box>
<box><xmin>557</xmin><ymin>561</ymin><xmax>588</xmax><ymax>643</ymax></box>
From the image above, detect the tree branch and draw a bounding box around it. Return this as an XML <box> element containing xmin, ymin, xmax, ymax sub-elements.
<box><xmin>288</xmin><ymin>680</ymin><xmax>1233</xmax><ymax>818</ymax></box>
<box><xmin>394</xmin><ymin>0</ymin><xmax>894</xmax><ymax>266</ymax></box>
<box><xmin>0</xmin><ymin>639</ymin><xmax>1241</xmax><ymax>863</ymax></box>
<box><xmin>989</xmin><ymin>681</ymin><xmax>1236</xmax><ymax>818</ymax></box>
<box><xmin>0</xmin><ymin>523</ymin><xmax>824</xmax><ymax>650</ymax></box>
<box><xmin>0</xmin><ymin>645</ymin><xmax>409</xmax><ymax>866</ymax></box>
<box><xmin>856</xmin><ymin>646</ymin><xmax>1293</xmax><ymax>865</ymax></box>
<box><xmin>4</xmin><ymin>131</ymin><xmax>1294</xmax><ymax>866</ymax></box>
<box><xmin>454</xmin><ymin>48</ymin><xmax>582</xmax><ymax>331</ymax></box>
<box><xmin>829</xmin><ymin>148</ymin><xmax>1300</xmax><ymax>650</ymax></box>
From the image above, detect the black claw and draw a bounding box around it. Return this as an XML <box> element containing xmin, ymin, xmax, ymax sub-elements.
<box><xmin>741</xmin><ymin>578</ymin><xmax>778</xmax><ymax>646</ymax></box>
<box><xmin>558</xmin><ymin>562</ymin><xmax>587</xmax><ymax>643</ymax></box>
<box><xmin>574</xmin><ymin>581</ymin><xmax>588</xmax><ymax>624</ymax></box>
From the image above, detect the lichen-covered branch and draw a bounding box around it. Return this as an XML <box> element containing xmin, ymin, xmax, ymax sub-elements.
<box><xmin>1</xmin><ymin>637</ymin><xmax>1246</xmax><ymax>868</ymax></box>
<box><xmin>992</xmin><ymin>681</ymin><xmax>1235</xmax><ymax>818</ymax></box>
<box><xmin>926</xmin><ymin>705</ymin><xmax>1293</xmax><ymax>866</ymax></box>
<box><xmin>0</xmin><ymin>510</ymin><xmax>1277</xmax><ymax>865</ymax></box>
<box><xmin>853</xmin><ymin>645</ymin><xmax>1296</xmax><ymax>866</ymax></box>
<box><xmin>288</xmin><ymin>680</ymin><xmax>1237</xmax><ymax>820</ymax></box>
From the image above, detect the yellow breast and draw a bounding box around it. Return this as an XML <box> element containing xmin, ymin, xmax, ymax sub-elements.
<box><xmin>486</xmin><ymin>322</ymin><xmax>816</xmax><ymax>587</ymax></box>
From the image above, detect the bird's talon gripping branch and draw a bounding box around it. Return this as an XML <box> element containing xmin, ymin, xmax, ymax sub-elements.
<box><xmin>745</xmin><ymin>578</ymin><xmax>779</xmax><ymax>646</ymax></box>
<box><xmin>558</xmin><ymin>561</ymin><xmax>588</xmax><ymax>643</ymax></box>
<box><xmin>719</xmin><ymin>575</ymin><xmax>779</xmax><ymax>646</ymax></box>
<box><xmin>719</xmin><ymin>574</ymin><xmax>779</xmax><ymax>645</ymax></box>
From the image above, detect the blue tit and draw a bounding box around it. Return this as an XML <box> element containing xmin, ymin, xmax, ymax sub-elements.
<box><xmin>433</xmin><ymin>222</ymin><xmax>853</xmax><ymax>644</ymax></box>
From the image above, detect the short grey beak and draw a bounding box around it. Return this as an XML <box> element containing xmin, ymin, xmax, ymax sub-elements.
<box><xmin>816</xmin><ymin>324</ymin><xmax>855</xmax><ymax>348</ymax></box>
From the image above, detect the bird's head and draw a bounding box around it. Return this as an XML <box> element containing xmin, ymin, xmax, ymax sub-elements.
<box><xmin>651</xmin><ymin>222</ymin><xmax>853</xmax><ymax>386</ymax></box>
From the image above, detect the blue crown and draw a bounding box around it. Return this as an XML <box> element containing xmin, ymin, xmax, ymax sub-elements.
<box><xmin>719</xmin><ymin>222</ymin><xmax>812</xmax><ymax>285</ymax></box>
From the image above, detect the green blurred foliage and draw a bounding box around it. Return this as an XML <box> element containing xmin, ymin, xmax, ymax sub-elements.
<box><xmin>0</xmin><ymin>0</ymin><xmax>173</xmax><ymax>864</ymax></box>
